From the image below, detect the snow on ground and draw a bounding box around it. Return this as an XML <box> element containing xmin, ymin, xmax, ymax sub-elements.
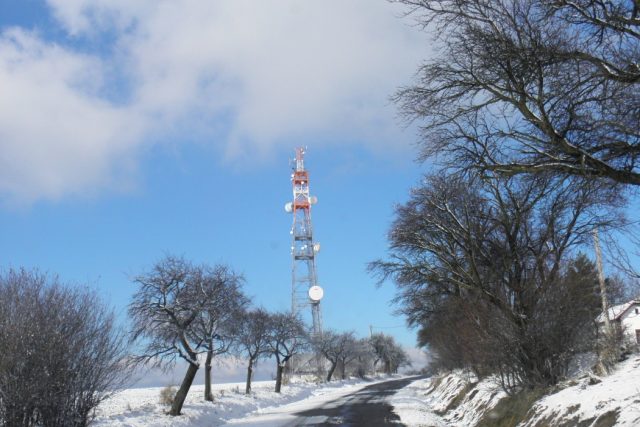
<box><xmin>96</xmin><ymin>356</ymin><xmax>640</xmax><ymax>426</ymax></box>
<box><xmin>93</xmin><ymin>376</ymin><xmax>392</xmax><ymax>426</ymax></box>
<box><xmin>388</xmin><ymin>377</ymin><xmax>447</xmax><ymax>426</ymax></box>
<box><xmin>522</xmin><ymin>356</ymin><xmax>640</xmax><ymax>427</ymax></box>
<box><xmin>390</xmin><ymin>371</ymin><xmax>505</xmax><ymax>427</ymax></box>
<box><xmin>391</xmin><ymin>355</ymin><xmax>640</xmax><ymax>427</ymax></box>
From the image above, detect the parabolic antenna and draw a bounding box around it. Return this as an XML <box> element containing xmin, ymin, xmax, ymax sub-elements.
<box><xmin>308</xmin><ymin>285</ymin><xmax>324</xmax><ymax>302</ymax></box>
<box><xmin>309</xmin><ymin>196</ymin><xmax>318</xmax><ymax>205</ymax></box>
<box><xmin>313</xmin><ymin>243</ymin><xmax>321</xmax><ymax>253</ymax></box>
<box><xmin>284</xmin><ymin>202</ymin><xmax>293</xmax><ymax>213</ymax></box>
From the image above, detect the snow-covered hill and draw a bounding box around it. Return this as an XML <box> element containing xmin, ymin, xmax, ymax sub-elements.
<box><xmin>391</xmin><ymin>356</ymin><xmax>640</xmax><ymax>426</ymax></box>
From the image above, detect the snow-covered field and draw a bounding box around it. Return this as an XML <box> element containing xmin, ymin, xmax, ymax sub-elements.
<box><xmin>390</xmin><ymin>355</ymin><xmax>640</xmax><ymax>427</ymax></box>
<box><xmin>93</xmin><ymin>376</ymin><xmax>392</xmax><ymax>426</ymax></box>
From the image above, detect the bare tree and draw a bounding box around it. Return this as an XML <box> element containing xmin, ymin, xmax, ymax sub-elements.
<box><xmin>337</xmin><ymin>337</ymin><xmax>371</xmax><ymax>380</ymax></box>
<box><xmin>313</xmin><ymin>330</ymin><xmax>357</xmax><ymax>382</ymax></box>
<box><xmin>352</xmin><ymin>338</ymin><xmax>376</xmax><ymax>378</ymax></box>
<box><xmin>268</xmin><ymin>312</ymin><xmax>307</xmax><ymax>393</ymax></box>
<box><xmin>601</xmin><ymin>228</ymin><xmax>640</xmax><ymax>298</ymax></box>
<box><xmin>0</xmin><ymin>269</ymin><xmax>130</xmax><ymax>427</ymax></box>
<box><xmin>369</xmin><ymin>333</ymin><xmax>410</xmax><ymax>375</ymax></box>
<box><xmin>395</xmin><ymin>0</ymin><xmax>640</xmax><ymax>186</ymax></box>
<box><xmin>371</xmin><ymin>173</ymin><xmax>618</xmax><ymax>390</ymax></box>
<box><xmin>237</xmin><ymin>309</ymin><xmax>272</xmax><ymax>394</ymax></box>
<box><xmin>129</xmin><ymin>256</ymin><xmax>209</xmax><ymax>416</ymax></box>
<box><xmin>370</xmin><ymin>333</ymin><xmax>393</xmax><ymax>374</ymax></box>
<box><xmin>189</xmin><ymin>265</ymin><xmax>249</xmax><ymax>401</ymax></box>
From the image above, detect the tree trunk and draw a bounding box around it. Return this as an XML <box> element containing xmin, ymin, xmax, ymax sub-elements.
<box><xmin>245</xmin><ymin>359</ymin><xmax>254</xmax><ymax>395</ymax></box>
<box><xmin>326</xmin><ymin>361</ymin><xmax>337</xmax><ymax>382</ymax></box>
<box><xmin>204</xmin><ymin>350</ymin><xmax>214</xmax><ymax>402</ymax></box>
<box><xmin>384</xmin><ymin>360</ymin><xmax>391</xmax><ymax>375</ymax></box>
<box><xmin>275</xmin><ymin>355</ymin><xmax>291</xmax><ymax>393</ymax></box>
<box><xmin>275</xmin><ymin>364</ymin><xmax>284</xmax><ymax>393</ymax></box>
<box><xmin>340</xmin><ymin>359</ymin><xmax>346</xmax><ymax>379</ymax></box>
<box><xmin>170</xmin><ymin>362</ymin><xmax>199</xmax><ymax>416</ymax></box>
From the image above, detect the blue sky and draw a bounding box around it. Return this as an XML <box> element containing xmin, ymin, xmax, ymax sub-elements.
<box><xmin>0</xmin><ymin>0</ymin><xmax>433</xmax><ymax>383</ymax></box>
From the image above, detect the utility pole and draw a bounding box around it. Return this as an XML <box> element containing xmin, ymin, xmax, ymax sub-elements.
<box><xmin>593</xmin><ymin>228</ymin><xmax>611</xmax><ymax>331</ymax></box>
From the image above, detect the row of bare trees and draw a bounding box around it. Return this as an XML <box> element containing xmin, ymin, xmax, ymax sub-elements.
<box><xmin>128</xmin><ymin>255</ymin><xmax>410</xmax><ymax>415</ymax></box>
<box><xmin>312</xmin><ymin>330</ymin><xmax>410</xmax><ymax>382</ymax></box>
<box><xmin>373</xmin><ymin>0</ymin><xmax>640</xmax><ymax>393</ymax></box>
<box><xmin>235</xmin><ymin>308</ymin><xmax>307</xmax><ymax>395</ymax></box>
<box><xmin>0</xmin><ymin>258</ymin><xmax>412</xmax><ymax>424</ymax></box>
<box><xmin>128</xmin><ymin>255</ymin><xmax>312</xmax><ymax>415</ymax></box>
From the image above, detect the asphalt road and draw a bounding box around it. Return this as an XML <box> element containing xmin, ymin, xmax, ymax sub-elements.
<box><xmin>286</xmin><ymin>375</ymin><xmax>424</xmax><ymax>427</ymax></box>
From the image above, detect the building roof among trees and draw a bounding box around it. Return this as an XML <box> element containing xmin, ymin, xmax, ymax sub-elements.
<box><xmin>597</xmin><ymin>300</ymin><xmax>640</xmax><ymax>323</ymax></box>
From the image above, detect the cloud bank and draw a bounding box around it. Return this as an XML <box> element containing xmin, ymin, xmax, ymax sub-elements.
<box><xmin>0</xmin><ymin>0</ymin><xmax>426</xmax><ymax>203</ymax></box>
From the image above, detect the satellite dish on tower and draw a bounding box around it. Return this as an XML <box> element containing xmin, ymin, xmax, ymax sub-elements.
<box><xmin>284</xmin><ymin>202</ymin><xmax>293</xmax><ymax>213</ymax></box>
<box><xmin>309</xmin><ymin>196</ymin><xmax>318</xmax><ymax>204</ymax></box>
<box><xmin>308</xmin><ymin>285</ymin><xmax>324</xmax><ymax>302</ymax></box>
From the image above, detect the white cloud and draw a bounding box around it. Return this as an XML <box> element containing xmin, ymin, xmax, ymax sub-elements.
<box><xmin>0</xmin><ymin>29</ymin><xmax>146</xmax><ymax>203</ymax></box>
<box><xmin>111</xmin><ymin>0</ymin><xmax>428</xmax><ymax>156</ymax></box>
<box><xmin>0</xmin><ymin>0</ymin><xmax>427</xmax><ymax>202</ymax></box>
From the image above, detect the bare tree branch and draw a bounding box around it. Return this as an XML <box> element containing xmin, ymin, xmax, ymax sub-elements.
<box><xmin>395</xmin><ymin>0</ymin><xmax>640</xmax><ymax>185</ymax></box>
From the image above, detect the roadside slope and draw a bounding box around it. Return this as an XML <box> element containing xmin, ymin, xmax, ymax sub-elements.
<box><xmin>392</xmin><ymin>356</ymin><xmax>640</xmax><ymax>427</ymax></box>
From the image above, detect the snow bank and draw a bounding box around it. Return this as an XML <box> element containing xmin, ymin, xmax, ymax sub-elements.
<box><xmin>522</xmin><ymin>356</ymin><xmax>640</xmax><ymax>427</ymax></box>
<box><xmin>391</xmin><ymin>370</ymin><xmax>505</xmax><ymax>426</ymax></box>
<box><xmin>93</xmin><ymin>376</ymin><xmax>387</xmax><ymax>426</ymax></box>
<box><xmin>392</xmin><ymin>355</ymin><xmax>640</xmax><ymax>427</ymax></box>
<box><xmin>388</xmin><ymin>377</ymin><xmax>447</xmax><ymax>426</ymax></box>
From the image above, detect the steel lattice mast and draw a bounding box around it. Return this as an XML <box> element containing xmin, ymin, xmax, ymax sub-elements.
<box><xmin>285</xmin><ymin>147</ymin><xmax>323</xmax><ymax>336</ymax></box>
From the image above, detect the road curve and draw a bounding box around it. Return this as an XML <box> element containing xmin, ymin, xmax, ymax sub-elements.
<box><xmin>286</xmin><ymin>375</ymin><xmax>424</xmax><ymax>426</ymax></box>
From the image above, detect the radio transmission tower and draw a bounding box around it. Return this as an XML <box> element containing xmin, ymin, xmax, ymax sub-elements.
<box><xmin>284</xmin><ymin>147</ymin><xmax>323</xmax><ymax>336</ymax></box>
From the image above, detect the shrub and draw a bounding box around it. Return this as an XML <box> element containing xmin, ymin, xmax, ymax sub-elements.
<box><xmin>159</xmin><ymin>385</ymin><xmax>177</xmax><ymax>406</ymax></box>
<box><xmin>0</xmin><ymin>269</ymin><xmax>130</xmax><ymax>427</ymax></box>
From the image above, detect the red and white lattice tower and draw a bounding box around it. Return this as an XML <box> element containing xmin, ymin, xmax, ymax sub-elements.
<box><xmin>284</xmin><ymin>147</ymin><xmax>323</xmax><ymax>336</ymax></box>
